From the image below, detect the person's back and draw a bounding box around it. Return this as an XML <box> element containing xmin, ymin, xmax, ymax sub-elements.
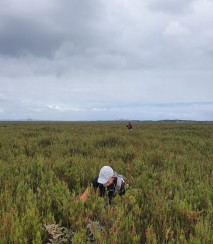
<box><xmin>127</xmin><ymin>122</ymin><xmax>133</xmax><ymax>130</ymax></box>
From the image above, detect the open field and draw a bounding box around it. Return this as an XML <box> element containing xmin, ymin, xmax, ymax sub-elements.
<box><xmin>0</xmin><ymin>121</ymin><xmax>212</xmax><ymax>243</ymax></box>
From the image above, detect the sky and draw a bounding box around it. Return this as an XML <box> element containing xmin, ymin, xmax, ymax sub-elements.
<box><xmin>0</xmin><ymin>0</ymin><xmax>213</xmax><ymax>121</ymax></box>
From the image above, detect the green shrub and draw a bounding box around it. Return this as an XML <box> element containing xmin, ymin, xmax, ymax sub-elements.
<box><xmin>0</xmin><ymin>121</ymin><xmax>212</xmax><ymax>243</ymax></box>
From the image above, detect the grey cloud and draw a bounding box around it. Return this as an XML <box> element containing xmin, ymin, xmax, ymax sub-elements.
<box><xmin>148</xmin><ymin>0</ymin><xmax>195</xmax><ymax>14</ymax></box>
<box><xmin>0</xmin><ymin>0</ymin><xmax>104</xmax><ymax>58</ymax></box>
<box><xmin>0</xmin><ymin>92</ymin><xmax>7</xmax><ymax>101</ymax></box>
<box><xmin>1</xmin><ymin>0</ymin><xmax>211</xmax><ymax>73</ymax></box>
<box><xmin>0</xmin><ymin>16</ymin><xmax>64</xmax><ymax>57</ymax></box>
<box><xmin>0</xmin><ymin>0</ymin><xmax>212</xmax><ymax>121</ymax></box>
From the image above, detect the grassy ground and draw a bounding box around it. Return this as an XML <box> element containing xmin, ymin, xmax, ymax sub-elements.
<box><xmin>0</xmin><ymin>121</ymin><xmax>212</xmax><ymax>243</ymax></box>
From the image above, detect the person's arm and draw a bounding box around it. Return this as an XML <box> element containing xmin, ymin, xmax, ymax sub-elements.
<box><xmin>79</xmin><ymin>176</ymin><xmax>99</xmax><ymax>202</ymax></box>
<box><xmin>80</xmin><ymin>187</ymin><xmax>90</xmax><ymax>202</ymax></box>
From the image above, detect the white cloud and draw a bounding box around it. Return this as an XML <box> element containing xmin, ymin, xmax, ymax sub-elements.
<box><xmin>47</xmin><ymin>105</ymin><xmax>85</xmax><ymax>112</ymax></box>
<box><xmin>92</xmin><ymin>107</ymin><xmax>107</xmax><ymax>111</ymax></box>
<box><xmin>192</xmin><ymin>0</ymin><xmax>213</xmax><ymax>15</ymax></box>
<box><xmin>163</xmin><ymin>21</ymin><xmax>190</xmax><ymax>37</ymax></box>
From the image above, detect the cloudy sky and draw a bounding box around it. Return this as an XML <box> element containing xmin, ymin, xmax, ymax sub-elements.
<box><xmin>0</xmin><ymin>0</ymin><xmax>213</xmax><ymax>121</ymax></box>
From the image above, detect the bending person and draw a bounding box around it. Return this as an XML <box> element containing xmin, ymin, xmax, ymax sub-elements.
<box><xmin>80</xmin><ymin>166</ymin><xmax>126</xmax><ymax>204</ymax></box>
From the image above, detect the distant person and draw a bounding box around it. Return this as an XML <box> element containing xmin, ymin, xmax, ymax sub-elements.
<box><xmin>126</xmin><ymin>121</ymin><xmax>133</xmax><ymax>130</ymax></box>
<box><xmin>80</xmin><ymin>166</ymin><xmax>126</xmax><ymax>205</ymax></box>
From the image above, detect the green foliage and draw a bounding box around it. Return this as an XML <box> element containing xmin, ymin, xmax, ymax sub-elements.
<box><xmin>0</xmin><ymin>121</ymin><xmax>212</xmax><ymax>243</ymax></box>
